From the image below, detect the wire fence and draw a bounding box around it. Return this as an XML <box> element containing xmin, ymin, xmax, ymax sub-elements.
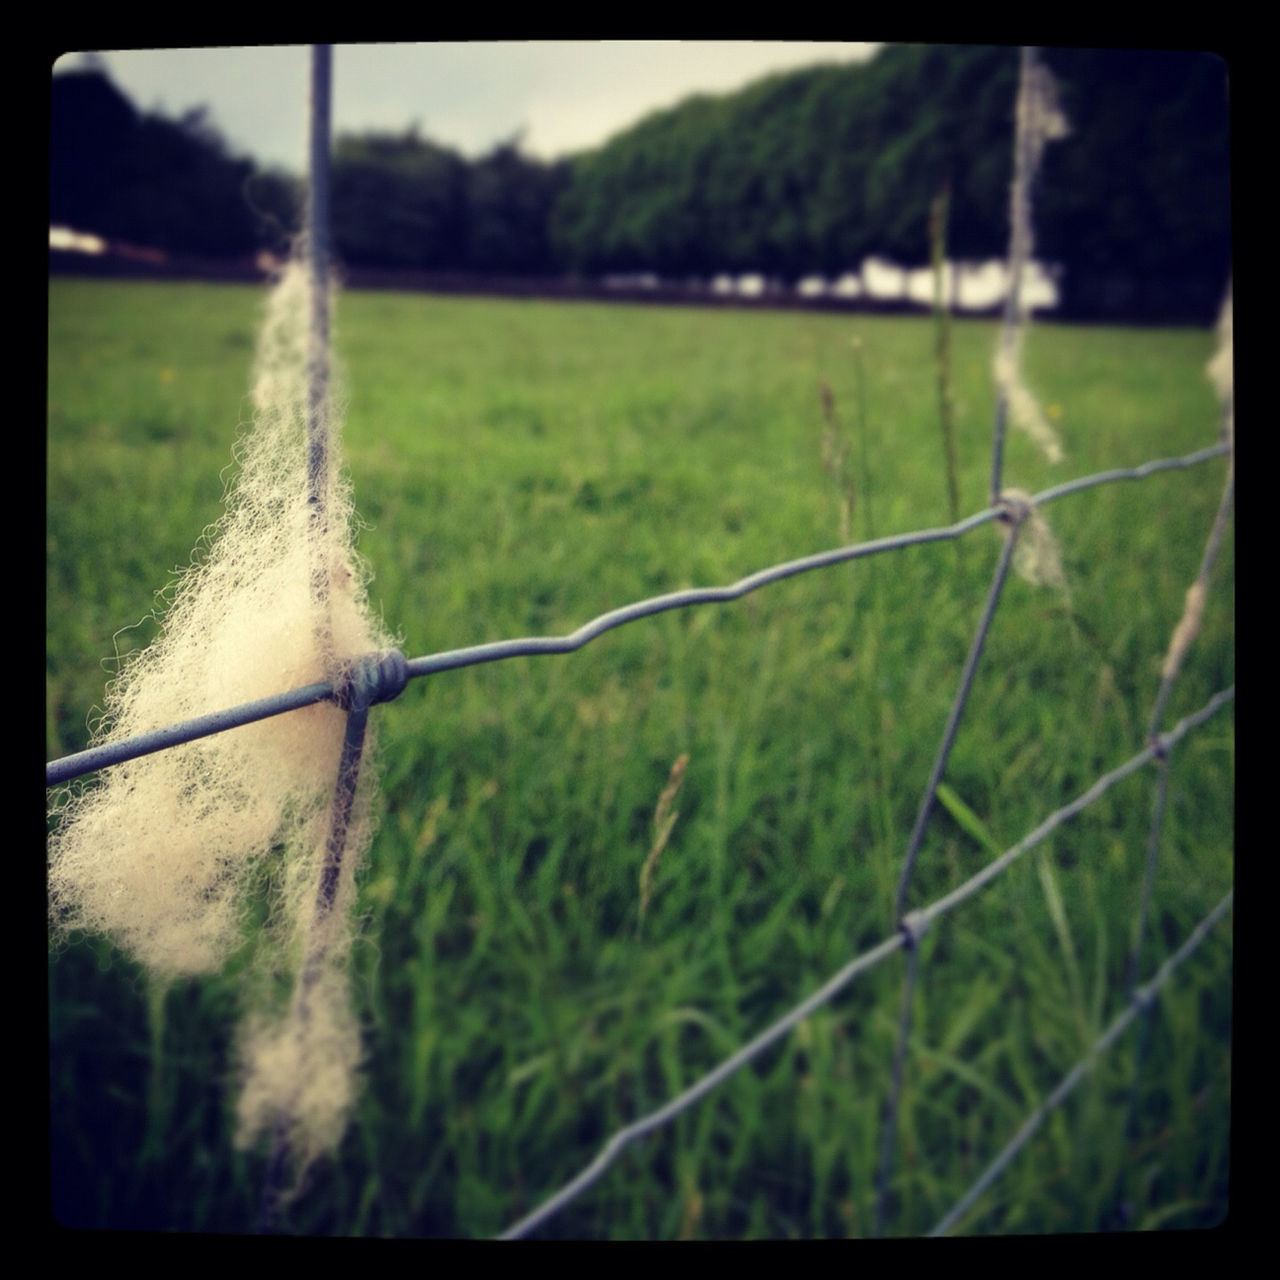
<box><xmin>46</xmin><ymin>45</ymin><xmax>1233</xmax><ymax>1238</ymax></box>
<box><xmin>44</xmin><ymin>437</ymin><xmax>1236</xmax><ymax>1237</ymax></box>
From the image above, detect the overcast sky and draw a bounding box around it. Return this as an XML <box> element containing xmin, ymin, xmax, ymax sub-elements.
<box><xmin>52</xmin><ymin>42</ymin><xmax>882</xmax><ymax>171</ymax></box>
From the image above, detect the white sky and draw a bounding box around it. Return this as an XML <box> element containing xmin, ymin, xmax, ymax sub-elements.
<box><xmin>52</xmin><ymin>42</ymin><xmax>882</xmax><ymax>171</ymax></box>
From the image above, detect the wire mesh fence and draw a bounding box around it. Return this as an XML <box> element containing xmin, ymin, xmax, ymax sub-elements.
<box><xmin>44</xmin><ymin>444</ymin><xmax>1228</xmax><ymax>791</ymax></box>
<box><xmin>44</xmin><ymin>437</ymin><xmax>1235</xmax><ymax>1236</ymax></box>
<box><xmin>46</xmin><ymin>45</ymin><xmax>1232</xmax><ymax>1238</ymax></box>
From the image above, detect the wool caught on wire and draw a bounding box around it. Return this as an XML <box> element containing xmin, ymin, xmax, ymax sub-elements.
<box><xmin>48</xmin><ymin>249</ymin><xmax>394</xmax><ymax>1174</ymax></box>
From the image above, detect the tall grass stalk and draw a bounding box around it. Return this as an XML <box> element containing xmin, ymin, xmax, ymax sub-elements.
<box><xmin>637</xmin><ymin>753</ymin><xmax>690</xmax><ymax>935</ymax></box>
<box><xmin>819</xmin><ymin>378</ymin><xmax>855</xmax><ymax>546</ymax></box>
<box><xmin>931</xmin><ymin>183</ymin><xmax>961</xmax><ymax>530</ymax></box>
<box><xmin>851</xmin><ymin>337</ymin><xmax>877</xmax><ymax>546</ymax></box>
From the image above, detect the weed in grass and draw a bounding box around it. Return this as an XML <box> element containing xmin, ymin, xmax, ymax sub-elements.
<box><xmin>638</xmin><ymin>753</ymin><xmax>690</xmax><ymax>935</ymax></box>
<box><xmin>819</xmin><ymin>377</ymin><xmax>855</xmax><ymax>546</ymax></box>
<box><xmin>930</xmin><ymin>183</ymin><xmax>961</xmax><ymax>528</ymax></box>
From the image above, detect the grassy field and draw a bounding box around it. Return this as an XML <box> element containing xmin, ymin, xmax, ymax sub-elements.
<box><xmin>47</xmin><ymin>276</ymin><xmax>1233</xmax><ymax>1238</ymax></box>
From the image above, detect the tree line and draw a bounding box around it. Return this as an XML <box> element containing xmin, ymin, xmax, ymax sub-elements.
<box><xmin>50</xmin><ymin>46</ymin><xmax>1230</xmax><ymax>322</ymax></box>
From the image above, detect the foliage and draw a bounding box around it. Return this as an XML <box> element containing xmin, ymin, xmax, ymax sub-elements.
<box><xmin>1037</xmin><ymin>48</ymin><xmax>1232</xmax><ymax>322</ymax></box>
<box><xmin>332</xmin><ymin>128</ymin><xmax>469</xmax><ymax>270</ymax></box>
<box><xmin>466</xmin><ymin>137</ymin><xmax>573</xmax><ymax>275</ymax></box>
<box><xmin>330</xmin><ymin>128</ymin><xmax>572</xmax><ymax>274</ymax></box>
<box><xmin>550</xmin><ymin>44</ymin><xmax>1228</xmax><ymax>320</ymax></box>
<box><xmin>52</xmin><ymin>48</ymin><xmax>1230</xmax><ymax>321</ymax></box>
<box><xmin>50</xmin><ymin>70</ymin><xmax>272</xmax><ymax>258</ymax></box>
<box><xmin>49</xmin><ymin>70</ymin><xmax>140</xmax><ymax>233</ymax></box>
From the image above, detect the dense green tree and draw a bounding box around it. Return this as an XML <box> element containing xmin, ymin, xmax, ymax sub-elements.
<box><xmin>548</xmin><ymin>44</ymin><xmax>1229</xmax><ymax>320</ymax></box>
<box><xmin>1038</xmin><ymin>48</ymin><xmax>1230</xmax><ymax>321</ymax></box>
<box><xmin>109</xmin><ymin>107</ymin><xmax>260</xmax><ymax>257</ymax></box>
<box><xmin>706</xmin><ymin>69</ymin><xmax>824</xmax><ymax>281</ymax></box>
<box><xmin>49</xmin><ymin>69</ymin><xmax>140</xmax><ymax>234</ymax></box>
<box><xmin>51</xmin><ymin>69</ymin><xmax>288</xmax><ymax>257</ymax></box>
<box><xmin>466</xmin><ymin>137</ymin><xmax>571</xmax><ymax>274</ymax></box>
<box><xmin>331</xmin><ymin>128</ymin><xmax>469</xmax><ymax>270</ymax></box>
<box><xmin>551</xmin><ymin>93</ymin><xmax>728</xmax><ymax>276</ymax></box>
<box><xmin>855</xmin><ymin>45</ymin><xmax>1018</xmax><ymax>266</ymax></box>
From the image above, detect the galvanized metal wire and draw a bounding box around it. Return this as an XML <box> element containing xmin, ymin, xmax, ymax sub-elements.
<box><xmin>44</xmin><ymin>443</ymin><xmax>1229</xmax><ymax>789</ymax></box>
<box><xmin>498</xmin><ymin>687</ymin><xmax>1233</xmax><ymax>1239</ymax></box>
<box><xmin>259</xmin><ymin>41</ymin><xmax>343</xmax><ymax>1232</ymax></box>
<box><xmin>873</xmin><ymin>509</ymin><xmax>1023</xmax><ymax>1237</ymax></box>
<box><xmin>930</xmin><ymin>890</ymin><xmax>1234</xmax><ymax>1237</ymax></box>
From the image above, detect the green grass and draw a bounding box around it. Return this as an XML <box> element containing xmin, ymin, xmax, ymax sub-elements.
<box><xmin>47</xmin><ymin>277</ymin><xmax>1233</xmax><ymax>1238</ymax></box>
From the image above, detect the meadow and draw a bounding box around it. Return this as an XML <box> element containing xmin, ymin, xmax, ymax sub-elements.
<box><xmin>46</xmin><ymin>276</ymin><xmax>1233</xmax><ymax>1237</ymax></box>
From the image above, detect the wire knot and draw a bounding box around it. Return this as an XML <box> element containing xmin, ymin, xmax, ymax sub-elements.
<box><xmin>900</xmin><ymin>910</ymin><xmax>930</xmax><ymax>950</ymax></box>
<box><xmin>1131</xmin><ymin>982</ymin><xmax>1159</xmax><ymax>1014</ymax></box>
<box><xmin>996</xmin><ymin>488</ymin><xmax>1034</xmax><ymax>528</ymax></box>
<box><xmin>334</xmin><ymin>649</ymin><xmax>409</xmax><ymax>712</ymax></box>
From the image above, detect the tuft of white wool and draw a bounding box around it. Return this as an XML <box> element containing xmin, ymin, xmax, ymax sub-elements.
<box><xmin>1157</xmin><ymin>282</ymin><xmax>1235</xmax><ymax>685</ymax></box>
<box><xmin>48</xmin><ymin>252</ymin><xmax>391</xmax><ymax>1167</ymax></box>
<box><xmin>1206</xmin><ymin>284</ymin><xmax>1233</xmax><ymax>445</ymax></box>
<box><xmin>993</xmin><ymin>337</ymin><xmax>1065</xmax><ymax>466</ymax></box>
<box><xmin>235</xmin><ymin>965</ymin><xmax>364</xmax><ymax>1175</ymax></box>
<box><xmin>1000</xmin><ymin>488</ymin><xmax>1071</xmax><ymax>601</ymax></box>
<box><xmin>993</xmin><ymin>50</ymin><xmax>1069</xmax><ymax>468</ymax></box>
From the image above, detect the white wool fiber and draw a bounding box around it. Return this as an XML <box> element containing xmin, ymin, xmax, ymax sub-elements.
<box><xmin>993</xmin><ymin>338</ymin><xmax>1065</xmax><ymax>467</ymax></box>
<box><xmin>1000</xmin><ymin>487</ymin><xmax>1071</xmax><ymax>601</ymax></box>
<box><xmin>993</xmin><ymin>51</ymin><xmax>1068</xmax><ymax>467</ymax></box>
<box><xmin>1207</xmin><ymin>285</ymin><xmax>1233</xmax><ymax>445</ymax></box>
<box><xmin>235</xmin><ymin>966</ymin><xmax>364</xmax><ymax>1174</ymax></box>
<box><xmin>1157</xmin><ymin>285</ymin><xmax>1234</xmax><ymax>684</ymax></box>
<box><xmin>49</xmin><ymin>255</ymin><xmax>391</xmax><ymax>1166</ymax></box>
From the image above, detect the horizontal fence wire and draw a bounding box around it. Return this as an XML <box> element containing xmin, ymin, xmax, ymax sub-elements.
<box><xmin>930</xmin><ymin>890</ymin><xmax>1234</xmax><ymax>1237</ymax></box>
<box><xmin>496</xmin><ymin>684</ymin><xmax>1233</xmax><ymax>1240</ymax></box>
<box><xmin>45</xmin><ymin>441</ymin><xmax>1231</xmax><ymax>788</ymax></box>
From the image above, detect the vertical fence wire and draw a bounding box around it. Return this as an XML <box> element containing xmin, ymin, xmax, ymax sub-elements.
<box><xmin>872</xmin><ymin>515</ymin><xmax>1023</xmax><ymax>1236</ymax></box>
<box><xmin>890</xmin><ymin>517</ymin><xmax>1023</xmax><ymax>924</ymax></box>
<box><xmin>1113</xmin><ymin>348</ymin><xmax>1235</xmax><ymax>1225</ymax></box>
<box><xmin>306</xmin><ymin>42</ymin><xmax>334</xmax><ymax>627</ymax></box>
<box><xmin>260</xmin><ymin>42</ymin><xmax>370</xmax><ymax>1230</ymax></box>
<box><xmin>875</xmin><ymin>47</ymin><xmax>1056</xmax><ymax>1231</ymax></box>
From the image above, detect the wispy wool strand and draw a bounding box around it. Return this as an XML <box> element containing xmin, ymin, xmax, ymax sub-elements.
<box><xmin>992</xmin><ymin>49</ymin><xmax>1070</xmax><ymax>467</ymax></box>
<box><xmin>48</xmin><ymin>254</ymin><xmax>391</xmax><ymax>1168</ymax></box>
